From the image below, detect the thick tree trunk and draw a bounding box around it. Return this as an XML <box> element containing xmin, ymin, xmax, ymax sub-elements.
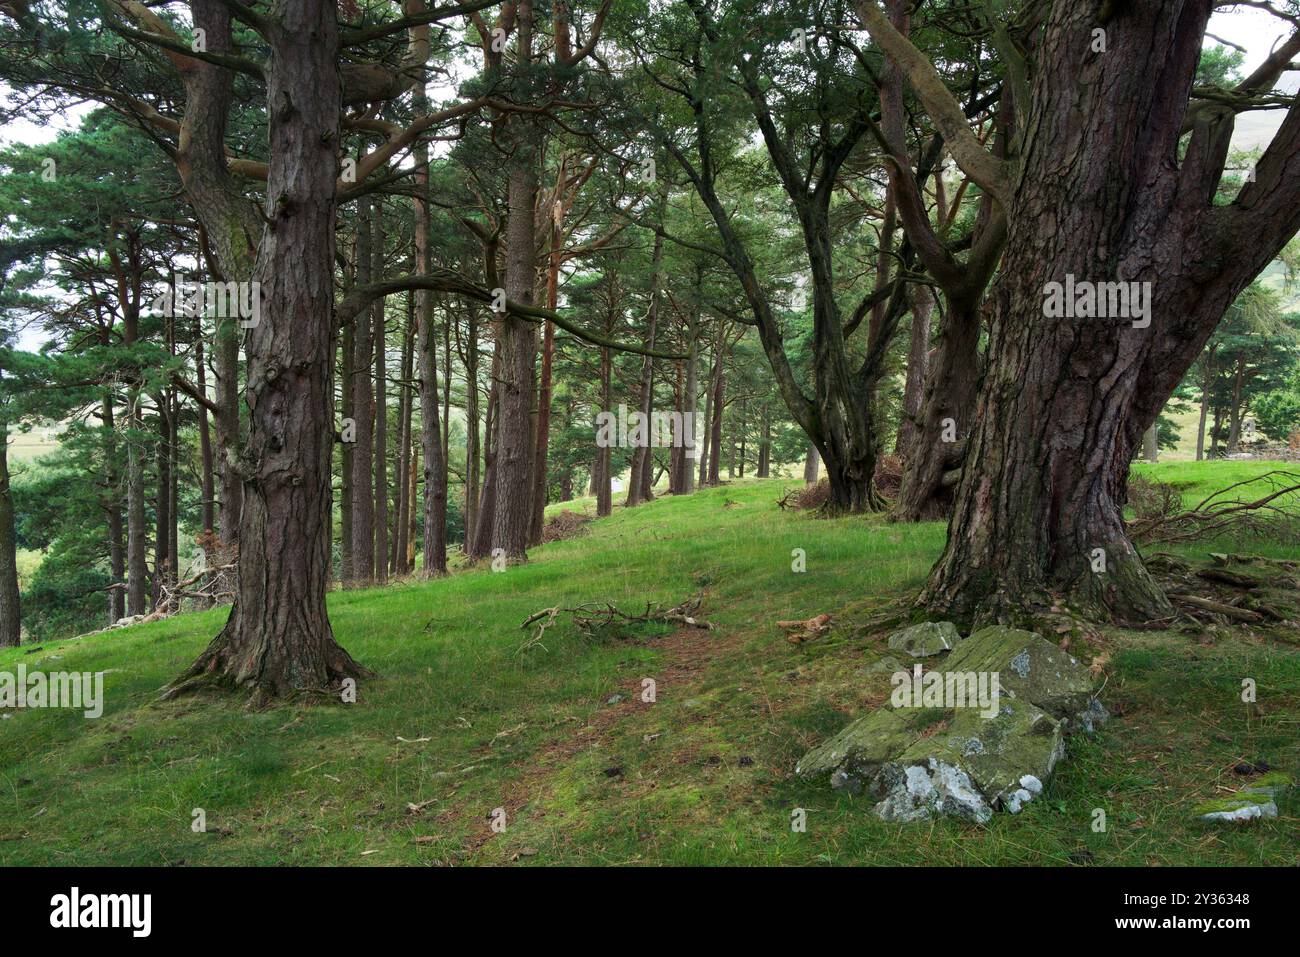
<box><xmin>916</xmin><ymin>0</ymin><xmax>1300</xmax><ymax>624</ymax></box>
<box><xmin>167</xmin><ymin>0</ymin><xmax>367</xmax><ymax>700</ymax></box>
<box><xmin>0</xmin><ymin>422</ymin><xmax>20</xmax><ymax>646</ymax></box>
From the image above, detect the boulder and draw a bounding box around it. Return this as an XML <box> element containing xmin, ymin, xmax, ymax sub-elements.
<box><xmin>944</xmin><ymin>625</ymin><xmax>1101</xmax><ymax>728</ymax></box>
<box><xmin>886</xmin><ymin>621</ymin><xmax>961</xmax><ymax>658</ymax></box>
<box><xmin>797</xmin><ymin>626</ymin><xmax>1105</xmax><ymax>823</ymax></box>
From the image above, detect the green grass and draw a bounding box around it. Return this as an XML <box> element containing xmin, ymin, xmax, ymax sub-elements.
<box><xmin>1</xmin><ymin>466</ymin><xmax>1296</xmax><ymax>866</ymax></box>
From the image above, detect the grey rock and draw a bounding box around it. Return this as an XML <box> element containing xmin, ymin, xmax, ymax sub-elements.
<box><xmin>886</xmin><ymin>621</ymin><xmax>961</xmax><ymax>658</ymax></box>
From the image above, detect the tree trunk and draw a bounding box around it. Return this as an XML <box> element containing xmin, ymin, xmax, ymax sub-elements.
<box><xmin>349</xmin><ymin>198</ymin><xmax>375</xmax><ymax>586</ymax></box>
<box><xmin>418</xmin><ymin>291</ymin><xmax>447</xmax><ymax>576</ymax></box>
<box><xmin>1196</xmin><ymin>347</ymin><xmax>1215</xmax><ymax>461</ymax></box>
<box><xmin>372</xmin><ymin>202</ymin><xmax>388</xmax><ymax>585</ymax></box>
<box><xmin>913</xmin><ymin>0</ymin><xmax>1300</xmax><ymax>624</ymax></box>
<box><xmin>890</xmin><ymin>300</ymin><xmax>980</xmax><ymax>521</ymax></box>
<box><xmin>629</xmin><ymin>216</ymin><xmax>664</xmax><ymax>507</ymax></box>
<box><xmin>125</xmin><ymin>390</ymin><xmax>148</xmax><ymax>617</ymax></box>
<box><xmin>167</xmin><ymin>0</ymin><xmax>367</xmax><ymax>700</ymax></box>
<box><xmin>462</xmin><ymin>305</ymin><xmax>481</xmax><ymax>549</ymax></box>
<box><xmin>1143</xmin><ymin>422</ymin><xmax>1159</xmax><ymax>463</ymax></box>
<box><xmin>339</xmin><ymin>311</ymin><xmax>353</xmax><ymax>583</ymax></box>
<box><xmin>895</xmin><ymin>285</ymin><xmax>933</xmax><ymax>456</ymax></box>
<box><xmin>393</xmin><ymin>292</ymin><xmax>414</xmax><ymax>575</ymax></box>
<box><xmin>803</xmin><ymin>443</ymin><xmax>819</xmax><ymax>484</ymax></box>
<box><xmin>195</xmin><ymin>321</ymin><xmax>216</xmax><ymax>535</ymax></box>
<box><xmin>595</xmin><ymin>345</ymin><xmax>612</xmax><ymax>517</ymax></box>
<box><xmin>0</xmin><ymin>421</ymin><xmax>21</xmax><ymax>646</ymax></box>
<box><xmin>1226</xmin><ymin>354</ymin><xmax>1246</xmax><ymax>451</ymax></box>
<box><xmin>103</xmin><ymin>393</ymin><xmax>126</xmax><ymax>622</ymax></box>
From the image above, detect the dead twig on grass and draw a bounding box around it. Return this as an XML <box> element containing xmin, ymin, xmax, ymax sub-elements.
<box><xmin>519</xmin><ymin>593</ymin><xmax>714</xmax><ymax>653</ymax></box>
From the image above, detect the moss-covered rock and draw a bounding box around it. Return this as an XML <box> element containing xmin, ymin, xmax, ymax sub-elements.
<box><xmin>793</xmin><ymin>706</ymin><xmax>944</xmax><ymax>794</ymax></box>
<box><xmin>1194</xmin><ymin>772</ymin><xmax>1292</xmax><ymax>823</ymax></box>
<box><xmin>944</xmin><ymin>625</ymin><xmax>1099</xmax><ymax>725</ymax></box>
<box><xmin>886</xmin><ymin>621</ymin><xmax>961</xmax><ymax>658</ymax></box>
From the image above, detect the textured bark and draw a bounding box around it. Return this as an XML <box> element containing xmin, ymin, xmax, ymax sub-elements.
<box><xmin>153</xmin><ymin>389</ymin><xmax>173</xmax><ymax>608</ymax></box>
<box><xmin>167</xmin><ymin>0</ymin><xmax>367</xmax><ymax>699</ymax></box>
<box><xmin>895</xmin><ymin>285</ymin><xmax>933</xmax><ymax>456</ymax></box>
<box><xmin>125</xmin><ymin>394</ymin><xmax>148</xmax><ymax>617</ymax></box>
<box><xmin>491</xmin><ymin>150</ymin><xmax>539</xmax><ymax>557</ymax></box>
<box><xmin>467</xmin><ymin>353</ymin><xmax>499</xmax><ymax>561</ymax></box>
<box><xmin>911</xmin><ymin>0</ymin><xmax>1300</xmax><ymax>624</ymax></box>
<box><xmin>890</xmin><ymin>299</ymin><xmax>980</xmax><ymax>521</ymax></box>
<box><xmin>393</xmin><ymin>293</ymin><xmax>414</xmax><ymax>575</ymax></box>
<box><xmin>1143</xmin><ymin>423</ymin><xmax>1159</xmax><ymax>463</ymax></box>
<box><xmin>0</xmin><ymin>422</ymin><xmax>20</xmax><ymax>646</ymax></box>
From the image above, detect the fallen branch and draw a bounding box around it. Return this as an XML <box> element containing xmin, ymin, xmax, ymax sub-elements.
<box><xmin>519</xmin><ymin>593</ymin><xmax>714</xmax><ymax>652</ymax></box>
<box><xmin>1130</xmin><ymin>470</ymin><xmax>1300</xmax><ymax>545</ymax></box>
<box><xmin>1172</xmin><ymin>594</ymin><xmax>1264</xmax><ymax>622</ymax></box>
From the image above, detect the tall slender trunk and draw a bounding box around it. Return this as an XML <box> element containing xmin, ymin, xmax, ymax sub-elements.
<box><xmin>628</xmin><ymin>228</ymin><xmax>664</xmax><ymax>507</ymax></box>
<box><xmin>339</xmin><ymin>311</ymin><xmax>354</xmax><ymax>583</ymax></box>
<box><xmin>595</xmin><ymin>345</ymin><xmax>612</xmax><ymax>516</ymax></box>
<box><xmin>803</xmin><ymin>444</ymin><xmax>819</xmax><ymax>484</ymax></box>
<box><xmin>1196</xmin><ymin>347</ymin><xmax>1215</xmax><ymax>461</ymax></box>
<box><xmin>350</xmin><ymin>198</ymin><xmax>375</xmax><ymax>585</ymax></box>
<box><xmin>103</xmin><ymin>394</ymin><xmax>126</xmax><ymax>622</ymax></box>
<box><xmin>530</xmin><ymin>224</ymin><xmax>560</xmax><ymax>539</ymax></box>
<box><xmin>0</xmin><ymin>418</ymin><xmax>20</xmax><ymax>646</ymax></box>
<box><xmin>195</xmin><ymin>321</ymin><xmax>215</xmax><ymax>535</ymax></box>
<box><xmin>1226</xmin><ymin>355</ymin><xmax>1246</xmax><ymax>451</ymax></box>
<box><xmin>153</xmin><ymin>390</ymin><xmax>172</xmax><ymax>609</ymax></box>
<box><xmin>1143</xmin><ymin>422</ymin><xmax>1159</xmax><ymax>463</ymax></box>
<box><xmin>462</xmin><ymin>306</ymin><xmax>480</xmax><ymax>548</ymax></box>
<box><xmin>708</xmin><ymin>355</ymin><xmax>724</xmax><ymax>486</ymax></box>
<box><xmin>394</xmin><ymin>292</ymin><xmax>414</xmax><ymax>575</ymax></box>
<box><xmin>372</xmin><ymin>202</ymin><xmax>388</xmax><ymax>585</ymax></box>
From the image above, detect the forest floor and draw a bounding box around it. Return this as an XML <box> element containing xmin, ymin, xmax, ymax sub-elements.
<box><xmin>0</xmin><ymin>462</ymin><xmax>1296</xmax><ymax>865</ymax></box>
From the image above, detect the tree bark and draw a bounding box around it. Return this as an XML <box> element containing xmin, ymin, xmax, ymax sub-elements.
<box><xmin>167</xmin><ymin>0</ymin><xmax>368</xmax><ymax>699</ymax></box>
<box><xmin>904</xmin><ymin>0</ymin><xmax>1300</xmax><ymax>624</ymax></box>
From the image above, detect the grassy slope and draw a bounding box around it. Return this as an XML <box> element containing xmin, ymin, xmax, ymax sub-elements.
<box><xmin>0</xmin><ymin>464</ymin><xmax>1296</xmax><ymax>866</ymax></box>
